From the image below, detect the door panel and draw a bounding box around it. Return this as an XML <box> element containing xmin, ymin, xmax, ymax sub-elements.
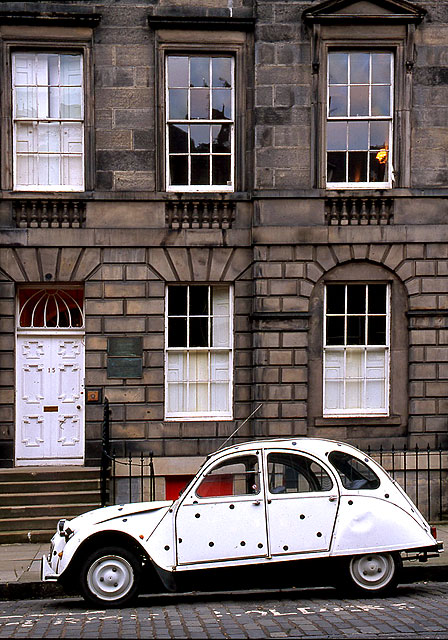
<box><xmin>176</xmin><ymin>453</ymin><xmax>268</xmax><ymax>565</ymax></box>
<box><xmin>265</xmin><ymin>451</ymin><xmax>339</xmax><ymax>556</ymax></box>
<box><xmin>16</xmin><ymin>335</ymin><xmax>84</xmax><ymax>464</ymax></box>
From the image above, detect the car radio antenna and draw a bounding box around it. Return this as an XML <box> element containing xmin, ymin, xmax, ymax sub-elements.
<box><xmin>216</xmin><ymin>404</ymin><xmax>263</xmax><ymax>452</ymax></box>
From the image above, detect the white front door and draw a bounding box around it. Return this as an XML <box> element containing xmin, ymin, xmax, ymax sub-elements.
<box><xmin>15</xmin><ymin>335</ymin><xmax>85</xmax><ymax>465</ymax></box>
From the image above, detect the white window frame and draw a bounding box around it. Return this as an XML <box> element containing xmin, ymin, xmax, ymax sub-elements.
<box><xmin>326</xmin><ymin>51</ymin><xmax>394</xmax><ymax>190</ymax></box>
<box><xmin>12</xmin><ymin>51</ymin><xmax>85</xmax><ymax>192</ymax></box>
<box><xmin>165</xmin><ymin>284</ymin><xmax>233</xmax><ymax>420</ymax></box>
<box><xmin>323</xmin><ymin>283</ymin><xmax>390</xmax><ymax>417</ymax></box>
<box><xmin>165</xmin><ymin>54</ymin><xmax>235</xmax><ymax>192</ymax></box>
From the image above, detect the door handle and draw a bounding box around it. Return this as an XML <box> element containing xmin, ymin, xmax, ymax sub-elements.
<box><xmin>252</xmin><ymin>500</ymin><xmax>261</xmax><ymax>505</ymax></box>
<box><xmin>329</xmin><ymin>495</ymin><xmax>338</xmax><ymax>502</ymax></box>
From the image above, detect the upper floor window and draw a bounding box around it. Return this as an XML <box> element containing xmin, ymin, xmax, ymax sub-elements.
<box><xmin>165</xmin><ymin>284</ymin><xmax>233</xmax><ymax>419</ymax></box>
<box><xmin>12</xmin><ymin>52</ymin><xmax>84</xmax><ymax>191</ymax></box>
<box><xmin>166</xmin><ymin>54</ymin><xmax>234</xmax><ymax>192</ymax></box>
<box><xmin>326</xmin><ymin>51</ymin><xmax>393</xmax><ymax>189</ymax></box>
<box><xmin>324</xmin><ymin>283</ymin><xmax>390</xmax><ymax>416</ymax></box>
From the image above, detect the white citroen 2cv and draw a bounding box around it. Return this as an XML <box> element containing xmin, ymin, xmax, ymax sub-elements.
<box><xmin>42</xmin><ymin>438</ymin><xmax>442</xmax><ymax>606</ymax></box>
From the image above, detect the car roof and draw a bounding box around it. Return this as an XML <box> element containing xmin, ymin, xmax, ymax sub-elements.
<box><xmin>210</xmin><ymin>437</ymin><xmax>366</xmax><ymax>460</ymax></box>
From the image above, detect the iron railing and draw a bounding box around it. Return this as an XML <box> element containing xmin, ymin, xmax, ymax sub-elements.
<box><xmin>100</xmin><ymin>397</ymin><xmax>155</xmax><ymax>506</ymax></box>
<box><xmin>367</xmin><ymin>444</ymin><xmax>447</xmax><ymax>522</ymax></box>
<box><xmin>100</xmin><ymin>400</ymin><xmax>447</xmax><ymax>520</ymax></box>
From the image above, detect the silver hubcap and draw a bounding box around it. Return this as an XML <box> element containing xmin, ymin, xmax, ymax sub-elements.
<box><xmin>349</xmin><ymin>553</ymin><xmax>395</xmax><ymax>590</ymax></box>
<box><xmin>87</xmin><ymin>555</ymin><xmax>134</xmax><ymax>601</ymax></box>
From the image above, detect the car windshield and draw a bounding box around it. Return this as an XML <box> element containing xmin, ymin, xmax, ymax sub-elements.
<box><xmin>328</xmin><ymin>451</ymin><xmax>380</xmax><ymax>490</ymax></box>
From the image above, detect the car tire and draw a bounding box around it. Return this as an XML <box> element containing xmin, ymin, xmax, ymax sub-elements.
<box><xmin>79</xmin><ymin>546</ymin><xmax>142</xmax><ymax>607</ymax></box>
<box><xmin>340</xmin><ymin>552</ymin><xmax>401</xmax><ymax>596</ymax></box>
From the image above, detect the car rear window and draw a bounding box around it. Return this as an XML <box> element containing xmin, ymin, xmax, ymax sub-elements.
<box><xmin>328</xmin><ymin>451</ymin><xmax>380</xmax><ymax>490</ymax></box>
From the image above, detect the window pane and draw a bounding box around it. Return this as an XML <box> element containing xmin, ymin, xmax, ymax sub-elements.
<box><xmin>346</xmin><ymin>349</ymin><xmax>363</xmax><ymax>378</ymax></box>
<box><xmin>267</xmin><ymin>453</ymin><xmax>333</xmax><ymax>493</ymax></box>
<box><xmin>212</xmin><ymin>125</ymin><xmax>231</xmax><ymax>152</ymax></box>
<box><xmin>372</xmin><ymin>85</ymin><xmax>390</xmax><ymax>116</ymax></box>
<box><xmin>366</xmin><ymin>349</ymin><xmax>386</xmax><ymax>378</ymax></box>
<box><xmin>168</xmin><ymin>318</ymin><xmax>187</xmax><ymax>347</ymax></box>
<box><xmin>190</xmin><ymin>318</ymin><xmax>208</xmax><ymax>347</ymax></box>
<box><xmin>190</xmin><ymin>125</ymin><xmax>210</xmax><ymax>153</ymax></box>
<box><xmin>190</xmin><ymin>57</ymin><xmax>210</xmax><ymax>88</ymax></box>
<box><xmin>347</xmin><ymin>285</ymin><xmax>365</xmax><ymax>313</ymax></box>
<box><xmin>212</xmin><ymin>155</ymin><xmax>231</xmax><ymax>185</ymax></box>
<box><xmin>37</xmin><ymin>123</ymin><xmax>61</xmax><ymax>152</ymax></box>
<box><xmin>368</xmin><ymin>316</ymin><xmax>386</xmax><ymax>344</ymax></box>
<box><xmin>348</xmin><ymin>121</ymin><xmax>368</xmax><ymax>151</ymax></box>
<box><xmin>212</xmin><ymin>89</ymin><xmax>231</xmax><ymax>119</ymax></box>
<box><xmin>168</xmin><ymin>56</ymin><xmax>188</xmax><ymax>87</ymax></box>
<box><xmin>370</xmin><ymin>121</ymin><xmax>389</xmax><ymax>150</ymax></box>
<box><xmin>346</xmin><ymin>380</ymin><xmax>363</xmax><ymax>408</ymax></box>
<box><xmin>212</xmin><ymin>58</ymin><xmax>232</xmax><ymax>88</ymax></box>
<box><xmin>169</xmin><ymin>156</ymin><xmax>188</xmax><ymax>185</ymax></box>
<box><xmin>368</xmin><ymin>284</ymin><xmax>386</xmax><ymax>313</ymax></box>
<box><xmin>347</xmin><ymin>316</ymin><xmax>365</xmax><ymax>345</ymax></box>
<box><xmin>348</xmin><ymin>151</ymin><xmax>367</xmax><ymax>182</ymax></box>
<box><xmin>211</xmin><ymin>382</ymin><xmax>229</xmax><ymax>412</ymax></box>
<box><xmin>325</xmin><ymin>380</ymin><xmax>343</xmax><ymax>410</ymax></box>
<box><xmin>327</xmin><ymin>152</ymin><xmax>346</xmax><ymax>182</ymax></box>
<box><xmin>189</xmin><ymin>383</ymin><xmax>209</xmax><ymax>411</ymax></box>
<box><xmin>329</xmin><ymin>86</ymin><xmax>347</xmax><ymax>116</ymax></box>
<box><xmin>60</xmin><ymin>87</ymin><xmax>82</xmax><ymax>118</ymax></box>
<box><xmin>327</xmin><ymin>122</ymin><xmax>347</xmax><ymax>151</ymax></box>
<box><xmin>366</xmin><ymin>380</ymin><xmax>385</xmax><ymax>408</ymax></box>
<box><xmin>329</xmin><ymin>451</ymin><xmax>380</xmax><ymax>490</ymax></box>
<box><xmin>326</xmin><ymin>316</ymin><xmax>345</xmax><ymax>345</ymax></box>
<box><xmin>190</xmin><ymin>89</ymin><xmax>209</xmax><ymax>119</ymax></box>
<box><xmin>168</xmin><ymin>286</ymin><xmax>187</xmax><ymax>315</ymax></box>
<box><xmin>15</xmin><ymin>87</ymin><xmax>37</xmax><ymax>117</ymax></box>
<box><xmin>327</xmin><ymin>284</ymin><xmax>345</xmax><ymax>314</ymax></box>
<box><xmin>169</xmin><ymin>89</ymin><xmax>188</xmax><ymax>119</ymax></box>
<box><xmin>329</xmin><ymin>52</ymin><xmax>348</xmax><ymax>84</ymax></box>
<box><xmin>350</xmin><ymin>85</ymin><xmax>369</xmax><ymax>116</ymax></box>
<box><xmin>190</xmin><ymin>286</ymin><xmax>208</xmax><ymax>315</ymax></box>
<box><xmin>60</xmin><ymin>54</ymin><xmax>82</xmax><ymax>86</ymax></box>
<box><xmin>169</xmin><ymin>124</ymin><xmax>188</xmax><ymax>154</ymax></box>
<box><xmin>196</xmin><ymin>456</ymin><xmax>260</xmax><ymax>498</ymax></box>
<box><xmin>369</xmin><ymin>152</ymin><xmax>387</xmax><ymax>182</ymax></box>
<box><xmin>372</xmin><ymin>53</ymin><xmax>391</xmax><ymax>84</ymax></box>
<box><xmin>191</xmin><ymin>155</ymin><xmax>210</xmax><ymax>184</ymax></box>
<box><xmin>350</xmin><ymin>53</ymin><xmax>370</xmax><ymax>84</ymax></box>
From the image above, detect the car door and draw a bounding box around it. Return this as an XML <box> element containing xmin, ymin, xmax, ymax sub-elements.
<box><xmin>175</xmin><ymin>451</ymin><xmax>268</xmax><ymax>565</ymax></box>
<box><xmin>265</xmin><ymin>450</ymin><xmax>339</xmax><ymax>556</ymax></box>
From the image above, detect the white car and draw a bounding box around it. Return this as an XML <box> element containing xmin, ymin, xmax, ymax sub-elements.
<box><xmin>42</xmin><ymin>438</ymin><xmax>442</xmax><ymax>606</ymax></box>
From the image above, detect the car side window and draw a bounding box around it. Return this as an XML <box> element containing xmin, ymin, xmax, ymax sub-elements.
<box><xmin>196</xmin><ymin>455</ymin><xmax>260</xmax><ymax>498</ymax></box>
<box><xmin>267</xmin><ymin>453</ymin><xmax>333</xmax><ymax>494</ymax></box>
<box><xmin>328</xmin><ymin>451</ymin><xmax>380</xmax><ymax>489</ymax></box>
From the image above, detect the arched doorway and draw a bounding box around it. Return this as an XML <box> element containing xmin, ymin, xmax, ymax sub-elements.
<box><xmin>15</xmin><ymin>286</ymin><xmax>85</xmax><ymax>466</ymax></box>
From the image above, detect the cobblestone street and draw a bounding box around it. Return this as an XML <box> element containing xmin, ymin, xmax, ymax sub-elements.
<box><xmin>0</xmin><ymin>583</ymin><xmax>447</xmax><ymax>638</ymax></box>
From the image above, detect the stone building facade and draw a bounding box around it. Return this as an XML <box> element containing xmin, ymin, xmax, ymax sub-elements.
<box><xmin>1</xmin><ymin>0</ymin><xmax>448</xmax><ymax>499</ymax></box>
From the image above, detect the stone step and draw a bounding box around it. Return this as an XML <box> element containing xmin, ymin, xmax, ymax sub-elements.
<box><xmin>0</xmin><ymin>467</ymin><xmax>100</xmax><ymax>483</ymax></box>
<box><xmin>0</xmin><ymin>491</ymin><xmax>101</xmax><ymax>507</ymax></box>
<box><xmin>0</xmin><ymin>529</ymin><xmax>56</xmax><ymax>544</ymax></box>
<box><xmin>0</xmin><ymin>505</ymin><xmax>98</xmax><ymax>531</ymax></box>
<box><xmin>0</xmin><ymin>479</ymin><xmax>100</xmax><ymax>494</ymax></box>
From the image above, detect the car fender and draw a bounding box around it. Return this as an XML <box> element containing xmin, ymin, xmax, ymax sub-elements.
<box><xmin>330</xmin><ymin>495</ymin><xmax>436</xmax><ymax>556</ymax></box>
<box><xmin>57</xmin><ymin>503</ymin><xmax>174</xmax><ymax>577</ymax></box>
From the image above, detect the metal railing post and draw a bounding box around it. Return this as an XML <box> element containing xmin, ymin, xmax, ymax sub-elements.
<box><xmin>100</xmin><ymin>397</ymin><xmax>111</xmax><ymax>507</ymax></box>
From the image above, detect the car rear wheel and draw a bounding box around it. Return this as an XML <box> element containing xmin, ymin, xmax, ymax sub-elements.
<box><xmin>80</xmin><ymin>546</ymin><xmax>141</xmax><ymax>607</ymax></box>
<box><xmin>344</xmin><ymin>552</ymin><xmax>401</xmax><ymax>596</ymax></box>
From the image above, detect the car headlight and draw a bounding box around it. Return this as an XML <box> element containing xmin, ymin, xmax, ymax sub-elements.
<box><xmin>57</xmin><ymin>519</ymin><xmax>66</xmax><ymax>536</ymax></box>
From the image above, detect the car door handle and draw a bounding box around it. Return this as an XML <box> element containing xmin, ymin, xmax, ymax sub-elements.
<box><xmin>329</xmin><ymin>496</ymin><xmax>338</xmax><ymax>502</ymax></box>
<box><xmin>252</xmin><ymin>500</ymin><xmax>261</xmax><ymax>505</ymax></box>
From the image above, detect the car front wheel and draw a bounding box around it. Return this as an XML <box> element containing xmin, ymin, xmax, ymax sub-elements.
<box><xmin>80</xmin><ymin>546</ymin><xmax>141</xmax><ymax>607</ymax></box>
<box><xmin>345</xmin><ymin>552</ymin><xmax>401</xmax><ymax>595</ymax></box>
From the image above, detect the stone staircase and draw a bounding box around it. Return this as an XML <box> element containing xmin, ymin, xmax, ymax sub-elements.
<box><xmin>0</xmin><ymin>467</ymin><xmax>102</xmax><ymax>544</ymax></box>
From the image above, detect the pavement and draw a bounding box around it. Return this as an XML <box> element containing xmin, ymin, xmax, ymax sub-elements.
<box><xmin>0</xmin><ymin>524</ymin><xmax>446</xmax><ymax>601</ymax></box>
